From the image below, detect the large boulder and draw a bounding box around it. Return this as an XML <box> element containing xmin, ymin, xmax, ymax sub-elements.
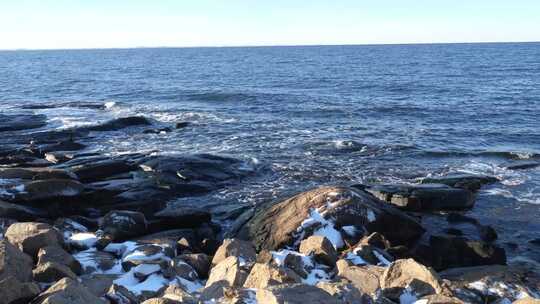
<box><xmin>365</xmin><ymin>183</ymin><xmax>475</xmax><ymax>211</ymax></box>
<box><xmin>0</xmin><ymin>276</ymin><xmax>40</xmax><ymax>304</ymax></box>
<box><xmin>4</xmin><ymin>222</ymin><xmax>63</xmax><ymax>258</ymax></box>
<box><xmin>16</xmin><ymin>179</ymin><xmax>84</xmax><ymax>202</ymax></box>
<box><xmin>381</xmin><ymin>259</ymin><xmax>443</xmax><ymax>300</ymax></box>
<box><xmin>99</xmin><ymin>210</ymin><xmax>147</xmax><ymax>241</ymax></box>
<box><xmin>256</xmin><ymin>283</ymin><xmax>342</xmax><ymax>304</ymax></box>
<box><xmin>0</xmin><ymin>239</ymin><xmax>34</xmax><ymax>282</ymax></box>
<box><xmin>33</xmin><ymin>261</ymin><xmax>78</xmax><ymax>283</ymax></box>
<box><xmin>335</xmin><ymin>259</ymin><xmax>383</xmax><ymax>295</ymax></box>
<box><xmin>243</xmin><ymin>263</ymin><xmax>302</xmax><ymax>289</ymax></box>
<box><xmin>206</xmin><ymin>256</ymin><xmax>251</xmax><ymax>289</ymax></box>
<box><xmin>316</xmin><ymin>280</ymin><xmax>369</xmax><ymax>304</ymax></box>
<box><xmin>0</xmin><ymin>200</ymin><xmax>47</xmax><ymax>220</ymax></box>
<box><xmin>32</xmin><ymin>277</ymin><xmax>106</xmax><ymax>304</ymax></box>
<box><xmin>151</xmin><ymin>207</ymin><xmax>211</xmax><ymax>230</ymax></box>
<box><xmin>38</xmin><ymin>245</ymin><xmax>83</xmax><ymax>275</ymax></box>
<box><xmin>299</xmin><ymin>235</ymin><xmax>338</xmax><ymax>266</ymax></box>
<box><xmin>72</xmin><ymin>159</ymin><xmax>136</xmax><ymax>183</ymax></box>
<box><xmin>212</xmin><ymin>238</ymin><xmax>256</xmax><ymax>266</ymax></box>
<box><xmin>177</xmin><ymin>253</ymin><xmax>211</xmax><ymax>279</ymax></box>
<box><xmin>236</xmin><ymin>186</ymin><xmax>424</xmax><ymax>251</ymax></box>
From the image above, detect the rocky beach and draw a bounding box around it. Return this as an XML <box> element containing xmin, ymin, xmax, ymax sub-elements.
<box><xmin>1</xmin><ymin>110</ymin><xmax>539</xmax><ymax>304</ymax></box>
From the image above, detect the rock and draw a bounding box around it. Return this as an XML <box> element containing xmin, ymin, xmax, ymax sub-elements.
<box><xmin>143</xmin><ymin>128</ymin><xmax>172</xmax><ymax>135</ymax></box>
<box><xmin>33</xmin><ymin>261</ymin><xmax>78</xmax><ymax>283</ymax></box>
<box><xmin>414</xmin><ymin>235</ymin><xmax>507</xmax><ymax>270</ymax></box>
<box><xmin>283</xmin><ymin>253</ymin><xmax>310</xmax><ymax>279</ymax></box>
<box><xmin>478</xmin><ymin>225</ymin><xmax>498</xmax><ymax>242</ymax></box>
<box><xmin>33</xmin><ymin>277</ymin><xmax>106</xmax><ymax>303</ymax></box>
<box><xmin>177</xmin><ymin>253</ymin><xmax>211</xmax><ymax>279</ymax></box>
<box><xmin>171</xmin><ymin>259</ymin><xmax>198</xmax><ymax>281</ymax></box>
<box><xmin>0</xmin><ymin>113</ymin><xmax>47</xmax><ymax>132</ymax></box>
<box><xmin>72</xmin><ymin>159</ymin><xmax>136</xmax><ymax>183</ymax></box>
<box><xmin>256</xmin><ymin>283</ymin><xmax>341</xmax><ymax>304</ymax></box>
<box><xmin>0</xmin><ymin>167</ymin><xmax>77</xmax><ymax>180</ymax></box>
<box><xmin>200</xmin><ymin>238</ymin><xmax>220</xmax><ymax>256</ymax></box>
<box><xmin>336</xmin><ymin>259</ymin><xmax>383</xmax><ymax>295</ymax></box>
<box><xmin>345</xmin><ymin>243</ymin><xmax>392</xmax><ymax>266</ymax></box>
<box><xmin>421</xmin><ymin>173</ymin><xmax>498</xmax><ymax>191</ymax></box>
<box><xmin>105</xmin><ymin>284</ymin><xmax>139</xmax><ymax>304</ymax></box>
<box><xmin>316</xmin><ymin>280</ymin><xmax>371</xmax><ymax>304</ymax></box>
<box><xmin>0</xmin><ymin>199</ymin><xmax>47</xmax><ymax>221</ymax></box>
<box><xmin>4</xmin><ymin>222</ymin><xmax>63</xmax><ymax>258</ymax></box>
<box><xmin>381</xmin><ymin>259</ymin><xmax>443</xmax><ymax>300</ymax></box>
<box><xmin>100</xmin><ymin>210</ymin><xmax>147</xmax><ymax>241</ymax></box>
<box><xmin>134</xmin><ymin>229</ymin><xmax>198</xmax><ymax>248</ymax></box>
<box><xmin>501</xmin><ymin>160</ymin><xmax>540</xmax><ymax>170</ymax></box>
<box><xmin>121</xmin><ymin>244</ymin><xmax>173</xmax><ymax>270</ymax></box>
<box><xmin>359</xmin><ymin>232</ymin><xmax>392</xmax><ymax>250</ymax></box>
<box><xmin>38</xmin><ymin>246</ymin><xmax>83</xmax><ymax>275</ymax></box>
<box><xmin>212</xmin><ymin>238</ymin><xmax>256</xmax><ymax>266</ymax></box>
<box><xmin>199</xmin><ymin>281</ymin><xmax>230</xmax><ymax>302</ymax></box>
<box><xmin>243</xmin><ymin>263</ymin><xmax>302</xmax><ymax>289</ymax></box>
<box><xmin>206</xmin><ymin>256</ymin><xmax>250</xmax><ymax>288</ymax></box>
<box><xmin>419</xmin><ymin>294</ymin><xmax>464</xmax><ymax>303</ymax></box>
<box><xmin>151</xmin><ymin>207</ymin><xmax>211</xmax><ymax>230</ymax></box>
<box><xmin>45</xmin><ymin>151</ymin><xmax>75</xmax><ymax>164</ymax></box>
<box><xmin>0</xmin><ymin>276</ymin><xmax>40</xmax><ymax>304</ymax></box>
<box><xmin>366</xmin><ymin>183</ymin><xmax>475</xmax><ymax>211</ymax></box>
<box><xmin>157</xmin><ymin>285</ymin><xmax>197</xmax><ymax>303</ymax></box>
<box><xmin>80</xmin><ymin>274</ymin><xmax>115</xmax><ymax>297</ymax></box>
<box><xmin>513</xmin><ymin>298</ymin><xmax>540</xmax><ymax>304</ymax></box>
<box><xmin>74</xmin><ymin>250</ymin><xmax>117</xmax><ymax>273</ymax></box>
<box><xmin>0</xmin><ymin>239</ymin><xmax>34</xmax><ymax>282</ymax></box>
<box><xmin>15</xmin><ymin>179</ymin><xmax>84</xmax><ymax>203</ymax></box>
<box><xmin>40</xmin><ymin>140</ymin><xmax>86</xmax><ymax>153</ymax></box>
<box><xmin>299</xmin><ymin>235</ymin><xmax>338</xmax><ymax>266</ymax></box>
<box><xmin>82</xmin><ymin>116</ymin><xmax>152</xmax><ymax>132</ymax></box>
<box><xmin>236</xmin><ymin>186</ymin><xmax>424</xmax><ymax>251</ymax></box>
<box><xmin>141</xmin><ymin>298</ymin><xmax>180</xmax><ymax>304</ymax></box>
<box><xmin>175</xmin><ymin>122</ymin><xmax>190</xmax><ymax>129</ymax></box>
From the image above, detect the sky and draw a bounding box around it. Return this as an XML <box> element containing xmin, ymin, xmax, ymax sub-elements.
<box><xmin>1</xmin><ymin>0</ymin><xmax>539</xmax><ymax>50</ymax></box>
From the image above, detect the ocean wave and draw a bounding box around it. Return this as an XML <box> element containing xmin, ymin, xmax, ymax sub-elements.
<box><xmin>421</xmin><ymin>150</ymin><xmax>539</xmax><ymax>160</ymax></box>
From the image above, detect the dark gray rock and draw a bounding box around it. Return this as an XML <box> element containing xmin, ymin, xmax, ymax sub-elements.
<box><xmin>81</xmin><ymin>116</ymin><xmax>151</xmax><ymax>132</ymax></box>
<box><xmin>421</xmin><ymin>173</ymin><xmax>498</xmax><ymax>191</ymax></box>
<box><xmin>72</xmin><ymin>159</ymin><xmax>136</xmax><ymax>183</ymax></box>
<box><xmin>0</xmin><ymin>114</ymin><xmax>47</xmax><ymax>132</ymax></box>
<box><xmin>0</xmin><ymin>200</ymin><xmax>47</xmax><ymax>220</ymax></box>
<box><xmin>150</xmin><ymin>206</ymin><xmax>211</xmax><ymax>231</ymax></box>
<box><xmin>100</xmin><ymin>210</ymin><xmax>148</xmax><ymax>241</ymax></box>
<box><xmin>501</xmin><ymin>160</ymin><xmax>540</xmax><ymax>170</ymax></box>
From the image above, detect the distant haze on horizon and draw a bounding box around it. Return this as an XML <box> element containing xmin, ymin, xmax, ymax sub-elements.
<box><xmin>1</xmin><ymin>0</ymin><xmax>539</xmax><ymax>50</ymax></box>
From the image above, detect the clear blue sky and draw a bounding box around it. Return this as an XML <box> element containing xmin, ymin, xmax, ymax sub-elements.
<box><xmin>1</xmin><ymin>0</ymin><xmax>539</xmax><ymax>49</ymax></box>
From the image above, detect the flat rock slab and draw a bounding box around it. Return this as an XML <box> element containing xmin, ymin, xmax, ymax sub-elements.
<box><xmin>365</xmin><ymin>183</ymin><xmax>475</xmax><ymax>211</ymax></box>
<box><xmin>0</xmin><ymin>114</ymin><xmax>47</xmax><ymax>132</ymax></box>
<box><xmin>421</xmin><ymin>173</ymin><xmax>498</xmax><ymax>191</ymax></box>
<box><xmin>500</xmin><ymin>160</ymin><xmax>540</xmax><ymax>170</ymax></box>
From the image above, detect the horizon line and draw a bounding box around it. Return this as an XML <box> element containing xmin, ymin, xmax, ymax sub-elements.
<box><xmin>1</xmin><ymin>40</ymin><xmax>539</xmax><ymax>52</ymax></box>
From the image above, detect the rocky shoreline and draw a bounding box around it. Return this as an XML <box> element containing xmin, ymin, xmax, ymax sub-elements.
<box><xmin>1</xmin><ymin>114</ymin><xmax>539</xmax><ymax>304</ymax></box>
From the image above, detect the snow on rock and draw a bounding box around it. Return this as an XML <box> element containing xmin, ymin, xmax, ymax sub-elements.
<box><xmin>297</xmin><ymin>208</ymin><xmax>344</xmax><ymax>250</ymax></box>
<box><xmin>399</xmin><ymin>287</ymin><xmax>419</xmax><ymax>304</ymax></box>
<box><xmin>68</xmin><ymin>232</ymin><xmax>98</xmax><ymax>248</ymax></box>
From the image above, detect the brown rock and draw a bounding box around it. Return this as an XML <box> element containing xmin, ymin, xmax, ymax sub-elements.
<box><xmin>157</xmin><ymin>285</ymin><xmax>197</xmax><ymax>304</ymax></box>
<box><xmin>33</xmin><ymin>261</ymin><xmax>78</xmax><ymax>283</ymax></box>
<box><xmin>177</xmin><ymin>253</ymin><xmax>211</xmax><ymax>279</ymax></box>
<box><xmin>80</xmin><ymin>274</ymin><xmax>115</xmax><ymax>297</ymax></box>
<box><xmin>0</xmin><ymin>276</ymin><xmax>40</xmax><ymax>304</ymax></box>
<box><xmin>105</xmin><ymin>284</ymin><xmax>139</xmax><ymax>303</ymax></box>
<box><xmin>243</xmin><ymin>263</ymin><xmax>302</xmax><ymax>289</ymax></box>
<box><xmin>316</xmin><ymin>280</ymin><xmax>370</xmax><ymax>304</ymax></box>
<box><xmin>33</xmin><ymin>277</ymin><xmax>106</xmax><ymax>304</ymax></box>
<box><xmin>5</xmin><ymin>222</ymin><xmax>63</xmax><ymax>258</ymax></box>
<box><xmin>141</xmin><ymin>298</ymin><xmax>181</xmax><ymax>304</ymax></box>
<box><xmin>336</xmin><ymin>259</ymin><xmax>383</xmax><ymax>295</ymax></box>
<box><xmin>0</xmin><ymin>239</ymin><xmax>34</xmax><ymax>282</ymax></box>
<box><xmin>206</xmin><ymin>256</ymin><xmax>250</xmax><ymax>288</ymax></box>
<box><xmin>419</xmin><ymin>294</ymin><xmax>464</xmax><ymax>304</ymax></box>
<box><xmin>299</xmin><ymin>235</ymin><xmax>338</xmax><ymax>266</ymax></box>
<box><xmin>513</xmin><ymin>298</ymin><xmax>540</xmax><ymax>304</ymax></box>
<box><xmin>256</xmin><ymin>283</ymin><xmax>341</xmax><ymax>304</ymax></box>
<box><xmin>359</xmin><ymin>232</ymin><xmax>391</xmax><ymax>249</ymax></box>
<box><xmin>38</xmin><ymin>245</ymin><xmax>83</xmax><ymax>275</ymax></box>
<box><xmin>211</xmin><ymin>238</ymin><xmax>256</xmax><ymax>266</ymax></box>
<box><xmin>381</xmin><ymin>258</ymin><xmax>443</xmax><ymax>300</ymax></box>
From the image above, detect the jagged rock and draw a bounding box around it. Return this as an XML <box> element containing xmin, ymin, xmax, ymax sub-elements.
<box><xmin>38</xmin><ymin>245</ymin><xmax>83</xmax><ymax>275</ymax></box>
<box><xmin>419</xmin><ymin>294</ymin><xmax>464</xmax><ymax>303</ymax></box>
<box><xmin>243</xmin><ymin>263</ymin><xmax>302</xmax><ymax>289</ymax></box>
<box><xmin>0</xmin><ymin>167</ymin><xmax>77</xmax><ymax>180</ymax></box>
<box><xmin>345</xmin><ymin>243</ymin><xmax>392</xmax><ymax>266</ymax></box>
<box><xmin>299</xmin><ymin>235</ymin><xmax>338</xmax><ymax>266</ymax></box>
<box><xmin>336</xmin><ymin>259</ymin><xmax>383</xmax><ymax>295</ymax></box>
<box><xmin>80</xmin><ymin>274</ymin><xmax>115</xmax><ymax>297</ymax></box>
<box><xmin>0</xmin><ymin>200</ymin><xmax>47</xmax><ymax>221</ymax></box>
<box><xmin>100</xmin><ymin>210</ymin><xmax>147</xmax><ymax>241</ymax></box>
<box><xmin>82</xmin><ymin>116</ymin><xmax>152</xmax><ymax>132</ymax></box>
<box><xmin>121</xmin><ymin>244</ymin><xmax>173</xmax><ymax>270</ymax></box>
<box><xmin>0</xmin><ymin>276</ymin><xmax>40</xmax><ymax>304</ymax></box>
<box><xmin>16</xmin><ymin>179</ymin><xmax>85</xmax><ymax>202</ymax></box>
<box><xmin>381</xmin><ymin>259</ymin><xmax>443</xmax><ymax>300</ymax></box>
<box><xmin>236</xmin><ymin>186</ymin><xmax>424</xmax><ymax>251</ymax></box>
<box><xmin>316</xmin><ymin>280</ymin><xmax>371</xmax><ymax>304</ymax></box>
<box><xmin>151</xmin><ymin>207</ymin><xmax>211</xmax><ymax>230</ymax></box>
<box><xmin>206</xmin><ymin>256</ymin><xmax>250</xmax><ymax>288</ymax></box>
<box><xmin>256</xmin><ymin>283</ymin><xmax>341</xmax><ymax>304</ymax></box>
<box><xmin>421</xmin><ymin>173</ymin><xmax>498</xmax><ymax>191</ymax></box>
<box><xmin>4</xmin><ymin>222</ymin><xmax>63</xmax><ymax>258</ymax></box>
<box><xmin>177</xmin><ymin>253</ymin><xmax>211</xmax><ymax>279</ymax></box>
<box><xmin>366</xmin><ymin>183</ymin><xmax>475</xmax><ymax>211</ymax></box>
<box><xmin>32</xmin><ymin>277</ymin><xmax>106</xmax><ymax>304</ymax></box>
<box><xmin>0</xmin><ymin>113</ymin><xmax>47</xmax><ymax>132</ymax></box>
<box><xmin>157</xmin><ymin>285</ymin><xmax>197</xmax><ymax>304</ymax></box>
<box><xmin>283</xmin><ymin>253</ymin><xmax>310</xmax><ymax>279</ymax></box>
<box><xmin>212</xmin><ymin>238</ymin><xmax>256</xmax><ymax>266</ymax></box>
<box><xmin>33</xmin><ymin>261</ymin><xmax>78</xmax><ymax>283</ymax></box>
<box><xmin>105</xmin><ymin>284</ymin><xmax>139</xmax><ymax>304</ymax></box>
<box><xmin>359</xmin><ymin>232</ymin><xmax>391</xmax><ymax>250</ymax></box>
<box><xmin>171</xmin><ymin>259</ymin><xmax>198</xmax><ymax>281</ymax></box>
<box><xmin>0</xmin><ymin>239</ymin><xmax>34</xmax><ymax>282</ymax></box>
<box><xmin>75</xmin><ymin>250</ymin><xmax>117</xmax><ymax>273</ymax></box>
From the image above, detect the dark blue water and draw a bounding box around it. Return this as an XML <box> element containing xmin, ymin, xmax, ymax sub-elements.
<box><xmin>1</xmin><ymin>43</ymin><xmax>540</xmax><ymax>259</ymax></box>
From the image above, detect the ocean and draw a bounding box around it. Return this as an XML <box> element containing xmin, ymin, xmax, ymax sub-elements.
<box><xmin>1</xmin><ymin>43</ymin><xmax>539</xmax><ymax>260</ymax></box>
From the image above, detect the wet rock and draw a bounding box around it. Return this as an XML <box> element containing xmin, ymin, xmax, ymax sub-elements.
<box><xmin>0</xmin><ymin>199</ymin><xmax>47</xmax><ymax>220</ymax></box>
<box><xmin>256</xmin><ymin>283</ymin><xmax>341</xmax><ymax>304</ymax></box>
<box><xmin>243</xmin><ymin>262</ymin><xmax>302</xmax><ymax>289</ymax></box>
<box><xmin>0</xmin><ymin>276</ymin><xmax>40</xmax><ymax>304</ymax></box>
<box><xmin>40</xmin><ymin>140</ymin><xmax>86</xmax><ymax>153</ymax></box>
<box><xmin>299</xmin><ymin>235</ymin><xmax>338</xmax><ymax>266</ymax></box>
<box><xmin>177</xmin><ymin>253</ymin><xmax>211</xmax><ymax>279</ymax></box>
<box><xmin>4</xmin><ymin>222</ymin><xmax>63</xmax><ymax>258</ymax></box>
<box><xmin>72</xmin><ymin>159</ymin><xmax>136</xmax><ymax>183</ymax></box>
<box><xmin>421</xmin><ymin>173</ymin><xmax>498</xmax><ymax>191</ymax></box>
<box><xmin>500</xmin><ymin>160</ymin><xmax>540</xmax><ymax>170</ymax></box>
<box><xmin>206</xmin><ymin>256</ymin><xmax>251</xmax><ymax>288</ymax></box>
<box><xmin>212</xmin><ymin>238</ymin><xmax>257</xmax><ymax>266</ymax></box>
<box><xmin>380</xmin><ymin>258</ymin><xmax>443</xmax><ymax>300</ymax></box>
<box><xmin>336</xmin><ymin>259</ymin><xmax>383</xmax><ymax>295</ymax></box>
<box><xmin>38</xmin><ymin>245</ymin><xmax>83</xmax><ymax>275</ymax></box>
<box><xmin>175</xmin><ymin>122</ymin><xmax>190</xmax><ymax>129</ymax></box>
<box><xmin>0</xmin><ymin>167</ymin><xmax>77</xmax><ymax>180</ymax></box>
<box><xmin>0</xmin><ymin>113</ymin><xmax>47</xmax><ymax>132</ymax></box>
<box><xmin>16</xmin><ymin>179</ymin><xmax>84</xmax><ymax>202</ymax></box>
<box><xmin>151</xmin><ymin>207</ymin><xmax>211</xmax><ymax>230</ymax></box>
<box><xmin>100</xmin><ymin>210</ymin><xmax>148</xmax><ymax>241</ymax></box>
<box><xmin>33</xmin><ymin>261</ymin><xmax>78</xmax><ymax>283</ymax></box>
<box><xmin>478</xmin><ymin>225</ymin><xmax>498</xmax><ymax>242</ymax></box>
<box><xmin>0</xmin><ymin>239</ymin><xmax>34</xmax><ymax>282</ymax></box>
<box><xmin>82</xmin><ymin>116</ymin><xmax>152</xmax><ymax>132</ymax></box>
<box><xmin>32</xmin><ymin>277</ymin><xmax>106</xmax><ymax>304</ymax></box>
<box><xmin>316</xmin><ymin>280</ymin><xmax>371</xmax><ymax>304</ymax></box>
<box><xmin>366</xmin><ymin>183</ymin><xmax>475</xmax><ymax>211</ymax></box>
<box><xmin>236</xmin><ymin>186</ymin><xmax>424</xmax><ymax>251</ymax></box>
